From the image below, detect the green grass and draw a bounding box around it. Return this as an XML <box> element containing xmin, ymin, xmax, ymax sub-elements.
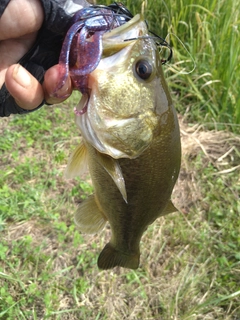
<box><xmin>0</xmin><ymin>98</ymin><xmax>239</xmax><ymax>319</ymax></box>
<box><xmin>0</xmin><ymin>1</ymin><xmax>240</xmax><ymax>319</ymax></box>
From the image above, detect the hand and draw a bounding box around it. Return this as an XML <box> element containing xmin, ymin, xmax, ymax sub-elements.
<box><xmin>0</xmin><ymin>0</ymin><xmax>73</xmax><ymax>110</ymax></box>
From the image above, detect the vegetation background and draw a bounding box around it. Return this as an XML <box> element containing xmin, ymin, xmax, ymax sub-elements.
<box><xmin>0</xmin><ymin>0</ymin><xmax>239</xmax><ymax>319</ymax></box>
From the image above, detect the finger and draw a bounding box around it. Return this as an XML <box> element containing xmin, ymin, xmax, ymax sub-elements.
<box><xmin>0</xmin><ymin>33</ymin><xmax>39</xmax><ymax>87</ymax></box>
<box><xmin>5</xmin><ymin>64</ymin><xmax>44</xmax><ymax>110</ymax></box>
<box><xmin>0</xmin><ymin>0</ymin><xmax>44</xmax><ymax>40</ymax></box>
<box><xmin>43</xmin><ymin>65</ymin><xmax>73</xmax><ymax>104</ymax></box>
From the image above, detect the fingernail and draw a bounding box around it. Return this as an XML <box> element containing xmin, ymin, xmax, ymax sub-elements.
<box><xmin>50</xmin><ymin>79</ymin><xmax>71</xmax><ymax>99</ymax></box>
<box><xmin>13</xmin><ymin>64</ymin><xmax>31</xmax><ymax>88</ymax></box>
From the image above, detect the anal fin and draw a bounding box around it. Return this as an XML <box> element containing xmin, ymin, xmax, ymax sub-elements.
<box><xmin>74</xmin><ymin>195</ymin><xmax>107</xmax><ymax>234</ymax></box>
<box><xmin>160</xmin><ymin>200</ymin><xmax>178</xmax><ymax>216</ymax></box>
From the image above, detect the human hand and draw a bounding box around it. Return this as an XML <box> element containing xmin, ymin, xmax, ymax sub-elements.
<box><xmin>0</xmin><ymin>0</ymin><xmax>73</xmax><ymax>111</ymax></box>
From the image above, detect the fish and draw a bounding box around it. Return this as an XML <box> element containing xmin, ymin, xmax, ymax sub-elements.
<box><xmin>66</xmin><ymin>14</ymin><xmax>181</xmax><ymax>270</ymax></box>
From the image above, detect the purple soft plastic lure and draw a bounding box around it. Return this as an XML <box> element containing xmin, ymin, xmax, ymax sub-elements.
<box><xmin>53</xmin><ymin>4</ymin><xmax>132</xmax><ymax>112</ymax></box>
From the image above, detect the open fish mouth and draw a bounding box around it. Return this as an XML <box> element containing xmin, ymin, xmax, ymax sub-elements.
<box><xmin>74</xmin><ymin>14</ymin><xmax>143</xmax><ymax>116</ymax></box>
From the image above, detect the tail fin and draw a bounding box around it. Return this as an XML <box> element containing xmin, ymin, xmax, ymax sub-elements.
<box><xmin>97</xmin><ymin>243</ymin><xmax>140</xmax><ymax>270</ymax></box>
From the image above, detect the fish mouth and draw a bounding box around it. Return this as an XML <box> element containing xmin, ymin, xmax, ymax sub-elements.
<box><xmin>74</xmin><ymin>14</ymin><xmax>144</xmax><ymax>117</ymax></box>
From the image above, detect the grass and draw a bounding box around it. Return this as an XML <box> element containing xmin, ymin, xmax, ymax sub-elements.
<box><xmin>0</xmin><ymin>98</ymin><xmax>239</xmax><ymax>319</ymax></box>
<box><xmin>0</xmin><ymin>0</ymin><xmax>240</xmax><ymax>319</ymax></box>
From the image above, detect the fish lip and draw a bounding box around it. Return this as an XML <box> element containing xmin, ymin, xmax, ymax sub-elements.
<box><xmin>74</xmin><ymin>93</ymin><xmax>89</xmax><ymax>116</ymax></box>
<box><xmin>103</xmin><ymin>14</ymin><xmax>143</xmax><ymax>40</ymax></box>
<box><xmin>102</xmin><ymin>14</ymin><xmax>145</xmax><ymax>54</ymax></box>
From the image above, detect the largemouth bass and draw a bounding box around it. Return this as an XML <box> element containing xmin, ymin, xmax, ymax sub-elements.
<box><xmin>66</xmin><ymin>14</ymin><xmax>181</xmax><ymax>270</ymax></box>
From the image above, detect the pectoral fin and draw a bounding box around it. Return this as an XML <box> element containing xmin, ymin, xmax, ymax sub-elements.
<box><xmin>74</xmin><ymin>195</ymin><xmax>107</xmax><ymax>234</ymax></box>
<box><xmin>161</xmin><ymin>200</ymin><xmax>178</xmax><ymax>216</ymax></box>
<box><xmin>65</xmin><ymin>141</ymin><xmax>88</xmax><ymax>179</ymax></box>
<box><xmin>96</xmin><ymin>152</ymin><xmax>127</xmax><ymax>203</ymax></box>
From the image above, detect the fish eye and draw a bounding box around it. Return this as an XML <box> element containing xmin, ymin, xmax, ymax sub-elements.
<box><xmin>135</xmin><ymin>59</ymin><xmax>153</xmax><ymax>80</ymax></box>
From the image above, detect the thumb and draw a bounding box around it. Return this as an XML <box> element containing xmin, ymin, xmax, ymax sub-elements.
<box><xmin>43</xmin><ymin>64</ymin><xmax>73</xmax><ymax>104</ymax></box>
